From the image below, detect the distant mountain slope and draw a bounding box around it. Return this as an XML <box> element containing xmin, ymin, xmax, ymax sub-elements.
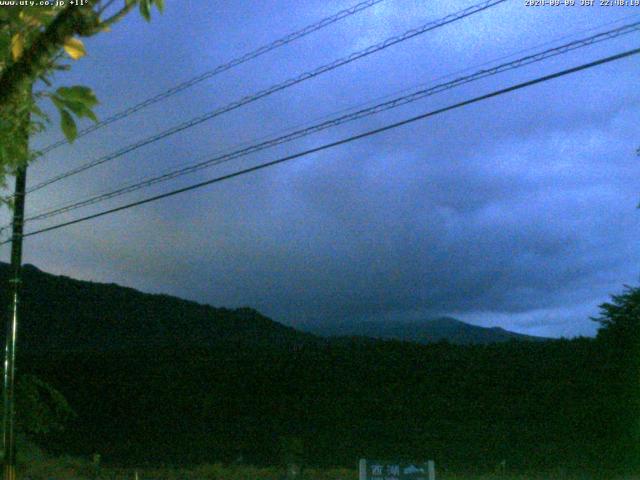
<box><xmin>0</xmin><ymin>262</ymin><xmax>317</xmax><ymax>352</ymax></box>
<box><xmin>0</xmin><ymin>262</ymin><xmax>547</xmax><ymax>351</ymax></box>
<box><xmin>304</xmin><ymin>316</ymin><xmax>549</xmax><ymax>344</ymax></box>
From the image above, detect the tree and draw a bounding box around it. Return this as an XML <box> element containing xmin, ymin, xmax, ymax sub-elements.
<box><xmin>594</xmin><ymin>285</ymin><xmax>640</xmax><ymax>351</ymax></box>
<box><xmin>593</xmin><ymin>285</ymin><xmax>640</xmax><ymax>472</ymax></box>
<box><xmin>11</xmin><ymin>374</ymin><xmax>75</xmax><ymax>437</ymax></box>
<box><xmin>0</xmin><ymin>373</ymin><xmax>75</xmax><ymax>445</ymax></box>
<box><xmin>0</xmin><ymin>0</ymin><xmax>164</xmax><ymax>192</ymax></box>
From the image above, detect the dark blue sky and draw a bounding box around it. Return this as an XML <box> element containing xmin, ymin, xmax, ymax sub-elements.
<box><xmin>2</xmin><ymin>0</ymin><xmax>639</xmax><ymax>337</ymax></box>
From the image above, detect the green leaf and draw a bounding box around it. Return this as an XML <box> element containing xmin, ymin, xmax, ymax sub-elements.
<box><xmin>63</xmin><ymin>100</ymin><xmax>98</xmax><ymax>122</ymax></box>
<box><xmin>50</xmin><ymin>95</ymin><xmax>65</xmax><ymax>112</ymax></box>
<box><xmin>56</xmin><ymin>86</ymin><xmax>98</xmax><ymax>108</ymax></box>
<box><xmin>51</xmin><ymin>90</ymin><xmax>99</xmax><ymax>127</ymax></box>
<box><xmin>82</xmin><ymin>106</ymin><xmax>98</xmax><ymax>123</ymax></box>
<box><xmin>60</xmin><ymin>109</ymin><xmax>77</xmax><ymax>142</ymax></box>
<box><xmin>139</xmin><ymin>0</ymin><xmax>152</xmax><ymax>21</ymax></box>
<box><xmin>30</xmin><ymin>103</ymin><xmax>48</xmax><ymax>122</ymax></box>
<box><xmin>154</xmin><ymin>0</ymin><xmax>164</xmax><ymax>12</ymax></box>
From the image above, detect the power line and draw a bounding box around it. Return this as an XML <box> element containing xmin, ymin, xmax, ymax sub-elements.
<box><xmin>21</xmin><ymin>20</ymin><xmax>640</xmax><ymax>223</ymax></box>
<box><xmin>27</xmin><ymin>12</ymin><xmax>640</xmax><ymax>223</ymax></box>
<box><xmin>21</xmin><ymin>21</ymin><xmax>640</xmax><ymax>225</ymax></box>
<box><xmin>20</xmin><ymin>0</ymin><xmax>507</xmax><ymax>198</ymax></box>
<box><xmin>35</xmin><ymin>0</ymin><xmax>388</xmax><ymax>157</ymax></box>
<box><xmin>9</xmin><ymin>46</ymin><xmax>639</xmax><ymax>244</ymax></box>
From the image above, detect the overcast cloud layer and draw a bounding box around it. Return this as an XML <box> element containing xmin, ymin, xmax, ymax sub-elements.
<box><xmin>2</xmin><ymin>0</ymin><xmax>639</xmax><ymax>338</ymax></box>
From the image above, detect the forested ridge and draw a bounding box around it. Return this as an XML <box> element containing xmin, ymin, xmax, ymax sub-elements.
<box><xmin>0</xmin><ymin>263</ymin><xmax>637</xmax><ymax>474</ymax></box>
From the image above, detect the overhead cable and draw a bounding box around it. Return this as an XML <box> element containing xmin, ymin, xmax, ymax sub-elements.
<box><xmin>22</xmin><ymin>21</ymin><xmax>640</xmax><ymax>224</ymax></box>
<box><xmin>22</xmin><ymin>0</ymin><xmax>507</xmax><ymax>197</ymax></box>
<box><xmin>8</xmin><ymin>46</ymin><xmax>639</xmax><ymax>243</ymax></box>
<box><xmin>35</xmin><ymin>0</ymin><xmax>388</xmax><ymax>156</ymax></box>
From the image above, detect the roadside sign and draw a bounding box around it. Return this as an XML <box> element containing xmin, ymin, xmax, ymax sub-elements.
<box><xmin>359</xmin><ymin>459</ymin><xmax>435</xmax><ymax>480</ymax></box>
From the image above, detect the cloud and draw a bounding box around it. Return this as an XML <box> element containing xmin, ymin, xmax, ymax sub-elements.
<box><xmin>6</xmin><ymin>0</ymin><xmax>639</xmax><ymax>338</ymax></box>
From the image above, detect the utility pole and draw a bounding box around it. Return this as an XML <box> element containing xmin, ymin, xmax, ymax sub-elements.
<box><xmin>2</xmin><ymin>165</ymin><xmax>27</xmax><ymax>480</ymax></box>
<box><xmin>2</xmin><ymin>81</ymin><xmax>31</xmax><ymax>480</ymax></box>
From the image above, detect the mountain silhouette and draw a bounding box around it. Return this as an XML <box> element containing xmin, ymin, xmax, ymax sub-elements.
<box><xmin>303</xmin><ymin>316</ymin><xmax>549</xmax><ymax>344</ymax></box>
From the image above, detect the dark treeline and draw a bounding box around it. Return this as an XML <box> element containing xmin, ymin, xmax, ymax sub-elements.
<box><xmin>1</xmin><ymin>263</ymin><xmax>638</xmax><ymax>474</ymax></box>
<box><xmin>21</xmin><ymin>335</ymin><xmax>637</xmax><ymax>474</ymax></box>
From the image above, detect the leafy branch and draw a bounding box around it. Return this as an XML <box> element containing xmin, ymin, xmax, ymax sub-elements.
<box><xmin>0</xmin><ymin>0</ymin><xmax>163</xmax><ymax>185</ymax></box>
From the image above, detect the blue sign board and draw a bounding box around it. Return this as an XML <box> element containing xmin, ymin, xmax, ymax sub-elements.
<box><xmin>359</xmin><ymin>460</ymin><xmax>435</xmax><ymax>480</ymax></box>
